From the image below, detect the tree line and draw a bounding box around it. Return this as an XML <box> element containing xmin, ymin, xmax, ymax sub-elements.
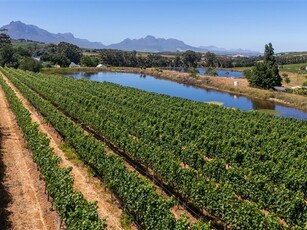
<box><xmin>276</xmin><ymin>53</ymin><xmax>307</xmax><ymax>65</ymax></box>
<box><xmin>1</xmin><ymin>32</ymin><xmax>264</xmax><ymax>71</ymax></box>
<box><xmin>0</xmin><ymin>32</ymin><xmax>43</xmax><ymax>72</ymax></box>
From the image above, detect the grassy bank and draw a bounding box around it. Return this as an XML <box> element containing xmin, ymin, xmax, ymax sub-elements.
<box><xmin>279</xmin><ymin>63</ymin><xmax>307</xmax><ymax>74</ymax></box>
<box><xmin>41</xmin><ymin>67</ymin><xmax>307</xmax><ymax>112</ymax></box>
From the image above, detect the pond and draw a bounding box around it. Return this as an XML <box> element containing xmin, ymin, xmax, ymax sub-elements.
<box><xmin>197</xmin><ymin>68</ymin><xmax>244</xmax><ymax>78</ymax></box>
<box><xmin>66</xmin><ymin>72</ymin><xmax>307</xmax><ymax>120</ymax></box>
<box><xmin>175</xmin><ymin>68</ymin><xmax>244</xmax><ymax>78</ymax></box>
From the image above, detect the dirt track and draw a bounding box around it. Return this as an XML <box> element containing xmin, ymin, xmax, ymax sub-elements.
<box><xmin>0</xmin><ymin>72</ymin><xmax>125</xmax><ymax>230</ymax></box>
<box><xmin>0</xmin><ymin>84</ymin><xmax>59</xmax><ymax>230</ymax></box>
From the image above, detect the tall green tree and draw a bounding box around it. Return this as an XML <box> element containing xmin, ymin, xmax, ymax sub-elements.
<box><xmin>182</xmin><ymin>50</ymin><xmax>201</xmax><ymax>68</ymax></box>
<box><xmin>203</xmin><ymin>51</ymin><xmax>217</xmax><ymax>67</ymax></box>
<box><xmin>0</xmin><ymin>33</ymin><xmax>18</xmax><ymax>68</ymax></box>
<box><xmin>80</xmin><ymin>55</ymin><xmax>99</xmax><ymax>67</ymax></box>
<box><xmin>248</xmin><ymin>43</ymin><xmax>282</xmax><ymax>89</ymax></box>
<box><xmin>0</xmin><ymin>45</ymin><xmax>18</xmax><ymax>68</ymax></box>
<box><xmin>58</xmin><ymin>42</ymin><xmax>82</xmax><ymax>64</ymax></box>
<box><xmin>264</xmin><ymin>43</ymin><xmax>276</xmax><ymax>63</ymax></box>
<box><xmin>0</xmin><ymin>33</ymin><xmax>11</xmax><ymax>49</ymax></box>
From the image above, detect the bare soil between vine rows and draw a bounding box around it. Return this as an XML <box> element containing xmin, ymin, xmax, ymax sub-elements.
<box><xmin>1</xmin><ymin>72</ymin><xmax>126</xmax><ymax>230</ymax></box>
<box><xmin>0</xmin><ymin>84</ymin><xmax>59</xmax><ymax>230</ymax></box>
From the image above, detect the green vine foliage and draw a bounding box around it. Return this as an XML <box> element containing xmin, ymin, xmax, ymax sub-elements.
<box><xmin>0</xmin><ymin>68</ymin><xmax>212</xmax><ymax>230</ymax></box>
<box><xmin>3</xmin><ymin>67</ymin><xmax>307</xmax><ymax>229</ymax></box>
<box><xmin>0</xmin><ymin>75</ymin><xmax>105</xmax><ymax>230</ymax></box>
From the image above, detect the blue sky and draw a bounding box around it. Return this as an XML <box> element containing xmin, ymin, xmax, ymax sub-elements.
<box><xmin>1</xmin><ymin>0</ymin><xmax>306</xmax><ymax>52</ymax></box>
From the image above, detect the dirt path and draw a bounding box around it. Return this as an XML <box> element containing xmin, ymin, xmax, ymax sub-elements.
<box><xmin>1</xmin><ymin>73</ymin><xmax>125</xmax><ymax>229</ymax></box>
<box><xmin>0</xmin><ymin>85</ymin><xmax>59</xmax><ymax>230</ymax></box>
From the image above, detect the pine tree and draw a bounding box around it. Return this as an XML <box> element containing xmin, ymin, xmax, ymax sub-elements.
<box><xmin>248</xmin><ymin>43</ymin><xmax>282</xmax><ymax>89</ymax></box>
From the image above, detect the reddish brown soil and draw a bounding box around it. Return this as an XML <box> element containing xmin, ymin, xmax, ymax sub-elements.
<box><xmin>2</xmin><ymin>71</ymin><xmax>202</xmax><ymax>228</ymax></box>
<box><xmin>1</xmin><ymin>73</ymin><xmax>125</xmax><ymax>230</ymax></box>
<box><xmin>0</xmin><ymin>85</ymin><xmax>60</xmax><ymax>230</ymax></box>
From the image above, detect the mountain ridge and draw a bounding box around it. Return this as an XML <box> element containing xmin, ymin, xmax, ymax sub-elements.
<box><xmin>107</xmin><ymin>35</ymin><xmax>198</xmax><ymax>52</ymax></box>
<box><xmin>1</xmin><ymin>21</ymin><xmax>260</xmax><ymax>55</ymax></box>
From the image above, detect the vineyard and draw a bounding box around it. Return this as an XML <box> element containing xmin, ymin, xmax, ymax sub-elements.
<box><xmin>0</xmin><ymin>75</ymin><xmax>106</xmax><ymax>229</ymax></box>
<box><xmin>0</xmin><ymin>67</ymin><xmax>306</xmax><ymax>229</ymax></box>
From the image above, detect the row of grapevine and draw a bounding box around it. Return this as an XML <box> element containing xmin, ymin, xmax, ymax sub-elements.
<box><xmin>24</xmin><ymin>70</ymin><xmax>307</xmax><ymax>227</ymax></box>
<box><xmin>0</xmin><ymin>68</ymin><xmax>211</xmax><ymax>230</ymax></box>
<box><xmin>0</xmin><ymin>75</ymin><xmax>105</xmax><ymax>230</ymax></box>
<box><xmin>40</xmin><ymin>71</ymin><xmax>307</xmax><ymax>194</ymax></box>
<box><xmin>38</xmin><ymin>73</ymin><xmax>307</xmax><ymax>227</ymax></box>
<box><xmin>2</xmin><ymin>69</ymin><xmax>293</xmax><ymax>228</ymax></box>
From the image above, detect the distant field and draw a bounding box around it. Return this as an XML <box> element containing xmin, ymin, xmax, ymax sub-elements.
<box><xmin>224</xmin><ymin>66</ymin><xmax>252</xmax><ymax>71</ymax></box>
<box><xmin>279</xmin><ymin>63</ymin><xmax>307</xmax><ymax>74</ymax></box>
<box><xmin>12</xmin><ymin>41</ymin><xmax>46</xmax><ymax>49</ymax></box>
<box><xmin>227</xmin><ymin>63</ymin><xmax>307</xmax><ymax>74</ymax></box>
<box><xmin>82</xmin><ymin>52</ymin><xmax>100</xmax><ymax>56</ymax></box>
<box><xmin>277</xmin><ymin>51</ymin><xmax>307</xmax><ymax>57</ymax></box>
<box><xmin>220</xmin><ymin>64</ymin><xmax>307</xmax><ymax>87</ymax></box>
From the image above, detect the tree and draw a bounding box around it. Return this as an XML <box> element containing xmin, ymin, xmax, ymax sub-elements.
<box><xmin>182</xmin><ymin>50</ymin><xmax>201</xmax><ymax>68</ymax></box>
<box><xmin>173</xmin><ymin>56</ymin><xmax>182</xmax><ymax>67</ymax></box>
<box><xmin>203</xmin><ymin>52</ymin><xmax>217</xmax><ymax>68</ymax></box>
<box><xmin>189</xmin><ymin>67</ymin><xmax>199</xmax><ymax>78</ymax></box>
<box><xmin>284</xmin><ymin>76</ymin><xmax>290</xmax><ymax>84</ymax></box>
<box><xmin>0</xmin><ymin>33</ymin><xmax>11</xmax><ymax>49</ymax></box>
<box><xmin>80</xmin><ymin>55</ymin><xmax>99</xmax><ymax>67</ymax></box>
<box><xmin>41</xmin><ymin>53</ymin><xmax>70</xmax><ymax>67</ymax></box>
<box><xmin>248</xmin><ymin>62</ymin><xmax>276</xmax><ymax>89</ymax></box>
<box><xmin>264</xmin><ymin>43</ymin><xmax>276</xmax><ymax>63</ymax></box>
<box><xmin>0</xmin><ymin>34</ymin><xmax>18</xmax><ymax>68</ymax></box>
<box><xmin>19</xmin><ymin>57</ymin><xmax>42</xmax><ymax>72</ymax></box>
<box><xmin>282</xmin><ymin>73</ymin><xmax>290</xmax><ymax>84</ymax></box>
<box><xmin>243</xmin><ymin>69</ymin><xmax>252</xmax><ymax>79</ymax></box>
<box><xmin>58</xmin><ymin>42</ymin><xmax>82</xmax><ymax>64</ymax></box>
<box><xmin>15</xmin><ymin>46</ymin><xmax>31</xmax><ymax>58</ymax></box>
<box><xmin>248</xmin><ymin>43</ymin><xmax>282</xmax><ymax>89</ymax></box>
<box><xmin>210</xmin><ymin>70</ymin><xmax>219</xmax><ymax>76</ymax></box>
<box><xmin>0</xmin><ymin>45</ymin><xmax>18</xmax><ymax>68</ymax></box>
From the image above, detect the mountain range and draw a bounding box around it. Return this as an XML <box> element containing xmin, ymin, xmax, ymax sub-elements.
<box><xmin>1</xmin><ymin>21</ymin><xmax>260</xmax><ymax>55</ymax></box>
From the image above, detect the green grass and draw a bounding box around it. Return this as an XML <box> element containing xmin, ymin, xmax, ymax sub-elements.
<box><xmin>222</xmin><ymin>66</ymin><xmax>253</xmax><ymax>72</ymax></box>
<box><xmin>86</xmin><ymin>166</ymin><xmax>96</xmax><ymax>178</ymax></box>
<box><xmin>59</xmin><ymin>142</ymin><xmax>84</xmax><ymax>166</ymax></box>
<box><xmin>12</xmin><ymin>41</ymin><xmax>46</xmax><ymax>50</ymax></box>
<box><xmin>206</xmin><ymin>101</ymin><xmax>224</xmax><ymax>106</ymax></box>
<box><xmin>120</xmin><ymin>211</ymin><xmax>133</xmax><ymax>230</ymax></box>
<box><xmin>279</xmin><ymin>63</ymin><xmax>307</xmax><ymax>74</ymax></box>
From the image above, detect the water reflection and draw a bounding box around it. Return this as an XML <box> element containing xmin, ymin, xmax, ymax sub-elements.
<box><xmin>82</xmin><ymin>72</ymin><xmax>98</xmax><ymax>77</ymax></box>
<box><xmin>252</xmin><ymin>99</ymin><xmax>276</xmax><ymax>110</ymax></box>
<box><xmin>173</xmin><ymin>67</ymin><xmax>244</xmax><ymax>78</ymax></box>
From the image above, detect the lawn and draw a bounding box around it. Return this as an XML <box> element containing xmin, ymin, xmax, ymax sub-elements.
<box><xmin>279</xmin><ymin>63</ymin><xmax>307</xmax><ymax>74</ymax></box>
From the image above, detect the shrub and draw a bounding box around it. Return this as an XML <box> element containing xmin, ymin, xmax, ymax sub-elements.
<box><xmin>18</xmin><ymin>57</ymin><xmax>42</xmax><ymax>72</ymax></box>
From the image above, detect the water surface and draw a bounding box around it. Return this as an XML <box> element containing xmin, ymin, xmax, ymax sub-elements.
<box><xmin>197</xmin><ymin>68</ymin><xmax>244</xmax><ymax>78</ymax></box>
<box><xmin>176</xmin><ymin>68</ymin><xmax>244</xmax><ymax>78</ymax></box>
<box><xmin>66</xmin><ymin>72</ymin><xmax>307</xmax><ymax>120</ymax></box>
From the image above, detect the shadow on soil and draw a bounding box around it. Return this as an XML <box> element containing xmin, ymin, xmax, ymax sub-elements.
<box><xmin>0</xmin><ymin>130</ymin><xmax>12</xmax><ymax>229</ymax></box>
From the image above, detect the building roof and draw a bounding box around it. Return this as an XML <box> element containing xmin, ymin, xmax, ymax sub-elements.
<box><xmin>69</xmin><ymin>62</ymin><xmax>80</xmax><ymax>67</ymax></box>
<box><xmin>273</xmin><ymin>86</ymin><xmax>286</xmax><ymax>91</ymax></box>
